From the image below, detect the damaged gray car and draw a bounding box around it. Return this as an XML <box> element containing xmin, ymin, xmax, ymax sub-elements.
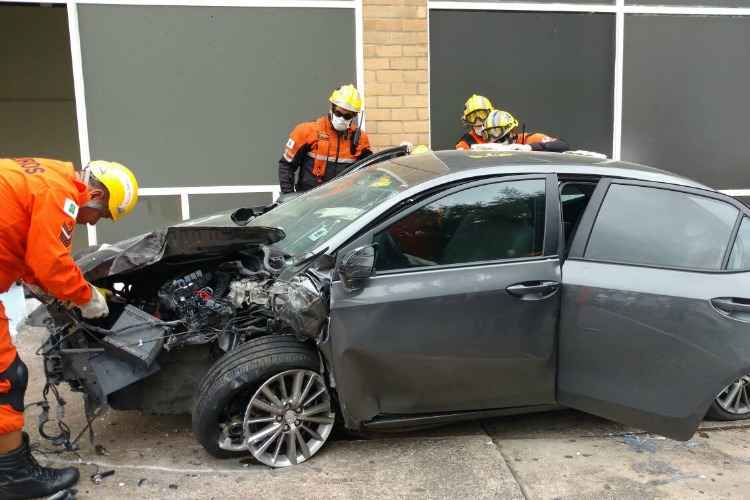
<box><xmin>36</xmin><ymin>150</ymin><xmax>750</xmax><ymax>467</ymax></box>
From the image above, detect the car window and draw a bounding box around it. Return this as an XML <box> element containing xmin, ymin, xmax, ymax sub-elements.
<box><xmin>560</xmin><ymin>182</ymin><xmax>597</xmax><ymax>254</ymax></box>
<box><xmin>249</xmin><ymin>153</ymin><xmax>450</xmax><ymax>257</ymax></box>
<box><xmin>728</xmin><ymin>217</ymin><xmax>750</xmax><ymax>271</ymax></box>
<box><xmin>374</xmin><ymin>179</ymin><xmax>546</xmax><ymax>271</ymax></box>
<box><xmin>585</xmin><ymin>184</ymin><xmax>738</xmax><ymax>270</ymax></box>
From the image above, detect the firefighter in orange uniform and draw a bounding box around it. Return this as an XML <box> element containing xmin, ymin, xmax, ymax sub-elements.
<box><xmin>0</xmin><ymin>158</ymin><xmax>139</xmax><ymax>500</ymax></box>
<box><xmin>481</xmin><ymin>109</ymin><xmax>570</xmax><ymax>152</ymax></box>
<box><xmin>279</xmin><ymin>84</ymin><xmax>372</xmax><ymax>194</ymax></box>
<box><xmin>455</xmin><ymin>94</ymin><xmax>493</xmax><ymax>150</ymax></box>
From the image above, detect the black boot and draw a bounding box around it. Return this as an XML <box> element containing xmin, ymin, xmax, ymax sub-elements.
<box><xmin>0</xmin><ymin>433</ymin><xmax>79</xmax><ymax>499</ymax></box>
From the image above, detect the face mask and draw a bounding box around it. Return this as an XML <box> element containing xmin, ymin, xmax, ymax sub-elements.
<box><xmin>331</xmin><ymin>112</ymin><xmax>353</xmax><ymax>132</ymax></box>
<box><xmin>473</xmin><ymin>125</ymin><xmax>484</xmax><ymax>136</ymax></box>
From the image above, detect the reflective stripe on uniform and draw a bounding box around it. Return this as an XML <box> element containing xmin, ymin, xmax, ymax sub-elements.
<box><xmin>306</xmin><ymin>152</ymin><xmax>355</xmax><ymax>164</ymax></box>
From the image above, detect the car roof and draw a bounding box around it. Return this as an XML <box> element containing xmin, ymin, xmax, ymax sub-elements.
<box><xmin>395</xmin><ymin>150</ymin><xmax>713</xmax><ymax>192</ymax></box>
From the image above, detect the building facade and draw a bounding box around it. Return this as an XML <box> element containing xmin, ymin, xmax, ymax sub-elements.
<box><xmin>1</xmin><ymin>0</ymin><xmax>748</xmax><ymax>247</ymax></box>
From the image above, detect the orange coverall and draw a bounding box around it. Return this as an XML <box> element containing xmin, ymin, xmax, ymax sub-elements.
<box><xmin>455</xmin><ymin>130</ymin><xmax>486</xmax><ymax>150</ymax></box>
<box><xmin>0</xmin><ymin>158</ymin><xmax>92</xmax><ymax>435</ymax></box>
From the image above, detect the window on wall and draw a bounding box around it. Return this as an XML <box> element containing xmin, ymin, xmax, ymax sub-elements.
<box><xmin>585</xmin><ymin>184</ymin><xmax>739</xmax><ymax>270</ymax></box>
<box><xmin>77</xmin><ymin>5</ymin><xmax>356</xmax><ymax>189</ymax></box>
<box><xmin>429</xmin><ymin>10</ymin><xmax>615</xmax><ymax>155</ymax></box>
<box><xmin>374</xmin><ymin>179</ymin><xmax>547</xmax><ymax>272</ymax></box>
<box><xmin>622</xmin><ymin>14</ymin><xmax>750</xmax><ymax>188</ymax></box>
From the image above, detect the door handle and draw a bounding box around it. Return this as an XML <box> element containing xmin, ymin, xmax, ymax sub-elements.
<box><xmin>711</xmin><ymin>297</ymin><xmax>750</xmax><ymax>314</ymax></box>
<box><xmin>506</xmin><ymin>281</ymin><xmax>560</xmax><ymax>301</ymax></box>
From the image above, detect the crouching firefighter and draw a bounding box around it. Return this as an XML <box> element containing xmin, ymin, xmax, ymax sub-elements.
<box><xmin>481</xmin><ymin>110</ymin><xmax>570</xmax><ymax>152</ymax></box>
<box><xmin>455</xmin><ymin>94</ymin><xmax>494</xmax><ymax>150</ymax></box>
<box><xmin>278</xmin><ymin>84</ymin><xmax>372</xmax><ymax>194</ymax></box>
<box><xmin>0</xmin><ymin>158</ymin><xmax>139</xmax><ymax>500</ymax></box>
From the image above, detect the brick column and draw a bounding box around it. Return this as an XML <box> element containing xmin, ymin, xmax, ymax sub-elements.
<box><xmin>363</xmin><ymin>0</ymin><xmax>429</xmax><ymax>150</ymax></box>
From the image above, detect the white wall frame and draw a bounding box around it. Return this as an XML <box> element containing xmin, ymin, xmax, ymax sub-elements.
<box><xmin>0</xmin><ymin>0</ymin><xmax>360</xmax><ymax>245</ymax></box>
<box><xmin>65</xmin><ymin>1</ymin><xmax>98</xmax><ymax>245</ymax></box>
<box><xmin>611</xmin><ymin>0</ymin><xmax>624</xmax><ymax>160</ymax></box>
<box><xmin>3</xmin><ymin>0</ymin><xmax>357</xmax><ymax>6</ymax></box>
<box><xmin>355</xmin><ymin>0</ymin><xmax>366</xmax><ymax>131</ymax></box>
<box><xmin>429</xmin><ymin>0</ymin><xmax>750</xmax><ymax>193</ymax></box>
<box><xmin>139</xmin><ymin>185</ymin><xmax>282</xmax><ymax>221</ymax></box>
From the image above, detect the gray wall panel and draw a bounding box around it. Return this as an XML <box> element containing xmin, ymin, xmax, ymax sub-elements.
<box><xmin>189</xmin><ymin>192</ymin><xmax>274</xmax><ymax>219</ymax></box>
<box><xmin>96</xmin><ymin>196</ymin><xmax>181</xmax><ymax>243</ymax></box>
<box><xmin>629</xmin><ymin>1</ymin><xmax>748</xmax><ymax>6</ymax></box>
<box><xmin>0</xmin><ymin>6</ymin><xmax>79</xmax><ymax>162</ymax></box>
<box><xmin>444</xmin><ymin>0</ymin><xmax>614</xmax><ymax>4</ymax></box>
<box><xmin>622</xmin><ymin>15</ymin><xmax>750</xmax><ymax>190</ymax></box>
<box><xmin>430</xmin><ymin>11</ymin><xmax>615</xmax><ymax>155</ymax></box>
<box><xmin>78</xmin><ymin>5</ymin><xmax>356</xmax><ymax>188</ymax></box>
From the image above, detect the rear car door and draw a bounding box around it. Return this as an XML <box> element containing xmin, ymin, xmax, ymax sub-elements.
<box><xmin>558</xmin><ymin>179</ymin><xmax>750</xmax><ymax>440</ymax></box>
<box><xmin>328</xmin><ymin>175</ymin><xmax>562</xmax><ymax>426</ymax></box>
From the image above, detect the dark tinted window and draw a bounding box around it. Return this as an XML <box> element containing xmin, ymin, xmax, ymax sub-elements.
<box><xmin>560</xmin><ymin>182</ymin><xmax>597</xmax><ymax>254</ymax></box>
<box><xmin>729</xmin><ymin>218</ymin><xmax>750</xmax><ymax>271</ymax></box>
<box><xmin>374</xmin><ymin>179</ymin><xmax>546</xmax><ymax>271</ymax></box>
<box><xmin>586</xmin><ymin>185</ymin><xmax>738</xmax><ymax>270</ymax></box>
<box><xmin>430</xmin><ymin>10</ymin><xmax>614</xmax><ymax>154</ymax></box>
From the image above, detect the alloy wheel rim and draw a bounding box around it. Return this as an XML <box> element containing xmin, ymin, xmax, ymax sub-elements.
<box><xmin>716</xmin><ymin>375</ymin><xmax>750</xmax><ymax>415</ymax></box>
<box><xmin>243</xmin><ymin>369</ymin><xmax>335</xmax><ymax>467</ymax></box>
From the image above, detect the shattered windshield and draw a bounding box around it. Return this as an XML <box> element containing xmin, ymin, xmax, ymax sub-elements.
<box><xmin>249</xmin><ymin>153</ymin><xmax>449</xmax><ymax>256</ymax></box>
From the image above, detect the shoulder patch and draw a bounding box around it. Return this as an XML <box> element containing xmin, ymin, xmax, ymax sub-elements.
<box><xmin>63</xmin><ymin>198</ymin><xmax>79</xmax><ymax>219</ymax></box>
<box><xmin>286</xmin><ymin>138</ymin><xmax>295</xmax><ymax>149</ymax></box>
<box><xmin>59</xmin><ymin>221</ymin><xmax>74</xmax><ymax>248</ymax></box>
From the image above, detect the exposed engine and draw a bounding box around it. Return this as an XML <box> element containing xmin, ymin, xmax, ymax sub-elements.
<box><xmin>154</xmin><ymin>260</ymin><xmax>279</xmax><ymax>352</ymax></box>
<box><xmin>36</xmin><ymin>234</ymin><xmax>331</xmax><ymax>422</ymax></box>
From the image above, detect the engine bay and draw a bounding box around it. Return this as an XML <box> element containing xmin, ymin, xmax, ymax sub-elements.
<box><xmin>39</xmin><ymin>243</ymin><xmax>331</xmax><ymax>417</ymax></box>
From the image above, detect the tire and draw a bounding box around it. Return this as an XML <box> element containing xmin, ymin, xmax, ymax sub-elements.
<box><xmin>192</xmin><ymin>335</ymin><xmax>321</xmax><ymax>458</ymax></box>
<box><xmin>707</xmin><ymin>375</ymin><xmax>750</xmax><ymax>421</ymax></box>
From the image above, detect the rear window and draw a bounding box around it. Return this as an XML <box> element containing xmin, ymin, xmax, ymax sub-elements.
<box><xmin>585</xmin><ymin>184</ymin><xmax>738</xmax><ymax>270</ymax></box>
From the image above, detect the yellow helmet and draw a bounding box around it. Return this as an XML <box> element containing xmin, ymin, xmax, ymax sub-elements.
<box><xmin>462</xmin><ymin>94</ymin><xmax>494</xmax><ymax>125</ymax></box>
<box><xmin>329</xmin><ymin>84</ymin><xmax>362</xmax><ymax>113</ymax></box>
<box><xmin>86</xmin><ymin>160</ymin><xmax>139</xmax><ymax>221</ymax></box>
<box><xmin>482</xmin><ymin>110</ymin><xmax>519</xmax><ymax>142</ymax></box>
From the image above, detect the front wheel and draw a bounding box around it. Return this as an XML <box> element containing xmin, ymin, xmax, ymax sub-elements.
<box><xmin>707</xmin><ymin>375</ymin><xmax>750</xmax><ymax>421</ymax></box>
<box><xmin>192</xmin><ymin>336</ymin><xmax>336</xmax><ymax>466</ymax></box>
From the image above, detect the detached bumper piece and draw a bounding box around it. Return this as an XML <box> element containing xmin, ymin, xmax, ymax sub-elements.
<box><xmin>101</xmin><ymin>305</ymin><xmax>165</xmax><ymax>368</ymax></box>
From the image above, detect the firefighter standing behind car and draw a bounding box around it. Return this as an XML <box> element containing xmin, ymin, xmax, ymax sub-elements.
<box><xmin>278</xmin><ymin>84</ymin><xmax>372</xmax><ymax>194</ymax></box>
<box><xmin>0</xmin><ymin>158</ymin><xmax>139</xmax><ymax>500</ymax></box>
<box><xmin>455</xmin><ymin>94</ymin><xmax>494</xmax><ymax>150</ymax></box>
<box><xmin>481</xmin><ymin>109</ymin><xmax>570</xmax><ymax>152</ymax></box>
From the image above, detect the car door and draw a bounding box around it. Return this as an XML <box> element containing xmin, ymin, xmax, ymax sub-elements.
<box><xmin>328</xmin><ymin>174</ymin><xmax>562</xmax><ymax>426</ymax></box>
<box><xmin>558</xmin><ymin>179</ymin><xmax>750</xmax><ymax>440</ymax></box>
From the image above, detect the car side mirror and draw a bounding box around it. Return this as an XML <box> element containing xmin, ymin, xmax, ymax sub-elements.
<box><xmin>338</xmin><ymin>245</ymin><xmax>376</xmax><ymax>290</ymax></box>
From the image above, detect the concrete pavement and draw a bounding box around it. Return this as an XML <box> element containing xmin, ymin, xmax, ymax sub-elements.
<box><xmin>15</xmin><ymin>325</ymin><xmax>750</xmax><ymax>499</ymax></box>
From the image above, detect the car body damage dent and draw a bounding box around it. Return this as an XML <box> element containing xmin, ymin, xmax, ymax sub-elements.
<box><xmin>270</xmin><ymin>268</ymin><xmax>331</xmax><ymax>340</ymax></box>
<box><xmin>76</xmin><ymin>213</ymin><xmax>284</xmax><ymax>281</ymax></box>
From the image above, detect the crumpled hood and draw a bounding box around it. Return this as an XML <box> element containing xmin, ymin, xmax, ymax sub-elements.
<box><xmin>76</xmin><ymin>211</ymin><xmax>285</xmax><ymax>281</ymax></box>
